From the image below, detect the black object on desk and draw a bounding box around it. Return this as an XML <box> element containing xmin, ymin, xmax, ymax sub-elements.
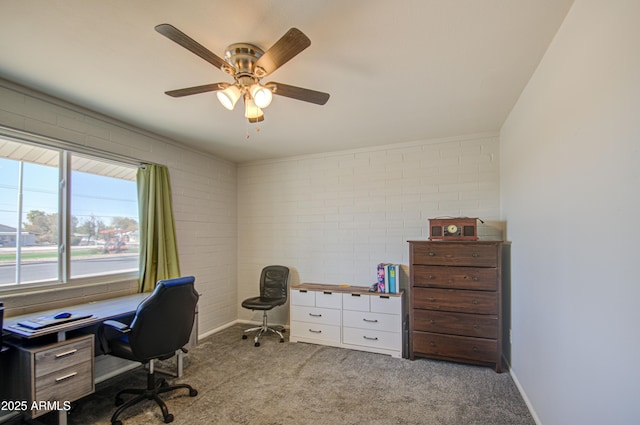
<box><xmin>17</xmin><ymin>312</ymin><xmax>93</xmax><ymax>330</ymax></box>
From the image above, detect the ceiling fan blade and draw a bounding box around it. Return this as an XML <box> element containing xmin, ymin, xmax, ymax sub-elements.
<box><xmin>155</xmin><ymin>23</ymin><xmax>228</xmax><ymax>70</ymax></box>
<box><xmin>254</xmin><ymin>28</ymin><xmax>311</xmax><ymax>77</ymax></box>
<box><xmin>165</xmin><ymin>83</ymin><xmax>225</xmax><ymax>98</ymax></box>
<box><xmin>269</xmin><ymin>82</ymin><xmax>330</xmax><ymax>105</ymax></box>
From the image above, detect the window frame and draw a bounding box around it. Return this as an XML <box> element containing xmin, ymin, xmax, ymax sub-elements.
<box><xmin>0</xmin><ymin>127</ymin><xmax>142</xmax><ymax>293</ymax></box>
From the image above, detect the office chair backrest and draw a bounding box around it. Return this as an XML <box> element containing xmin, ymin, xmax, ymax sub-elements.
<box><xmin>129</xmin><ymin>276</ymin><xmax>199</xmax><ymax>362</ymax></box>
<box><xmin>260</xmin><ymin>266</ymin><xmax>289</xmax><ymax>301</ymax></box>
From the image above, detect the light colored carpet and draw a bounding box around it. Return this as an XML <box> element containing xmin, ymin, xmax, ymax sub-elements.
<box><xmin>40</xmin><ymin>325</ymin><xmax>534</xmax><ymax>425</ymax></box>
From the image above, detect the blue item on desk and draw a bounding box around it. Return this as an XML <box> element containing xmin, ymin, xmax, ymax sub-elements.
<box><xmin>54</xmin><ymin>312</ymin><xmax>72</xmax><ymax>319</ymax></box>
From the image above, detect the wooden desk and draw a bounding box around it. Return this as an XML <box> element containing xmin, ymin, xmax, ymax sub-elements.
<box><xmin>2</xmin><ymin>293</ymin><xmax>148</xmax><ymax>425</ymax></box>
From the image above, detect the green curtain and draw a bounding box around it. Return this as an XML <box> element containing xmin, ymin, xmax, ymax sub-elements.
<box><xmin>137</xmin><ymin>164</ymin><xmax>181</xmax><ymax>292</ymax></box>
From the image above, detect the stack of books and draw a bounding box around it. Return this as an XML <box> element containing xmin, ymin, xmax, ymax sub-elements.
<box><xmin>376</xmin><ymin>263</ymin><xmax>401</xmax><ymax>294</ymax></box>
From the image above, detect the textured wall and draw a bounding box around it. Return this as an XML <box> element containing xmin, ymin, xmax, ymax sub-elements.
<box><xmin>0</xmin><ymin>79</ymin><xmax>237</xmax><ymax>335</ymax></box>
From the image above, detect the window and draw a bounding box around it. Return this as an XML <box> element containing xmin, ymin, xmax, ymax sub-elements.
<box><xmin>0</xmin><ymin>138</ymin><xmax>139</xmax><ymax>287</ymax></box>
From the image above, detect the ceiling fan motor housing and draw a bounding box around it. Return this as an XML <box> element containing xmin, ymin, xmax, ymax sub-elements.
<box><xmin>223</xmin><ymin>43</ymin><xmax>265</xmax><ymax>84</ymax></box>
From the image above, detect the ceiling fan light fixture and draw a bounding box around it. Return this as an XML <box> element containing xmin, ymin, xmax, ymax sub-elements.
<box><xmin>250</xmin><ymin>84</ymin><xmax>273</xmax><ymax>108</ymax></box>
<box><xmin>244</xmin><ymin>96</ymin><xmax>264</xmax><ymax>122</ymax></box>
<box><xmin>216</xmin><ymin>85</ymin><xmax>241</xmax><ymax>110</ymax></box>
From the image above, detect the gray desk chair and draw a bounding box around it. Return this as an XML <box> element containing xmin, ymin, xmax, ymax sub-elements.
<box><xmin>99</xmin><ymin>276</ymin><xmax>199</xmax><ymax>425</ymax></box>
<box><xmin>241</xmin><ymin>265</ymin><xmax>290</xmax><ymax>347</ymax></box>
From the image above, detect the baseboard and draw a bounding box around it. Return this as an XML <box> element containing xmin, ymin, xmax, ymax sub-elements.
<box><xmin>503</xmin><ymin>357</ymin><xmax>542</xmax><ymax>425</ymax></box>
<box><xmin>198</xmin><ymin>319</ymin><xmax>289</xmax><ymax>340</ymax></box>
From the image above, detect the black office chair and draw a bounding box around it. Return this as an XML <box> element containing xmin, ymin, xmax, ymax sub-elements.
<box><xmin>99</xmin><ymin>276</ymin><xmax>199</xmax><ymax>425</ymax></box>
<box><xmin>241</xmin><ymin>265</ymin><xmax>290</xmax><ymax>347</ymax></box>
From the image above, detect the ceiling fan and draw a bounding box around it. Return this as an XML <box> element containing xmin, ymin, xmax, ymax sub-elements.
<box><xmin>155</xmin><ymin>24</ymin><xmax>330</xmax><ymax>123</ymax></box>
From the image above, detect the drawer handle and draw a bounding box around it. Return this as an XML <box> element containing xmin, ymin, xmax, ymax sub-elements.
<box><xmin>428</xmin><ymin>275</ymin><xmax>436</xmax><ymax>280</ymax></box>
<box><xmin>55</xmin><ymin>349</ymin><xmax>78</xmax><ymax>359</ymax></box>
<box><xmin>363</xmin><ymin>318</ymin><xmax>378</xmax><ymax>323</ymax></box>
<box><xmin>309</xmin><ymin>313</ymin><xmax>322</xmax><ymax>317</ymax></box>
<box><xmin>472</xmin><ymin>299</ymin><xmax>479</xmax><ymax>305</ymax></box>
<box><xmin>380</xmin><ymin>295</ymin><xmax>389</xmax><ymax>299</ymax></box>
<box><xmin>363</xmin><ymin>336</ymin><xmax>378</xmax><ymax>341</ymax></box>
<box><xmin>308</xmin><ymin>329</ymin><xmax>322</xmax><ymax>334</ymax></box>
<box><xmin>472</xmin><ymin>253</ymin><xmax>479</xmax><ymax>257</ymax></box>
<box><xmin>430</xmin><ymin>342</ymin><xmax>436</xmax><ymax>347</ymax></box>
<box><xmin>351</xmin><ymin>294</ymin><xmax>361</xmax><ymax>297</ymax></box>
<box><xmin>473</xmin><ymin>322</ymin><xmax>479</xmax><ymax>329</ymax></box>
<box><xmin>472</xmin><ymin>276</ymin><xmax>479</xmax><ymax>281</ymax></box>
<box><xmin>300</xmin><ymin>290</ymin><xmax>308</xmax><ymax>293</ymax></box>
<box><xmin>429</xmin><ymin>320</ymin><xmax>435</xmax><ymax>325</ymax></box>
<box><xmin>428</xmin><ymin>298</ymin><xmax>436</xmax><ymax>302</ymax></box>
<box><xmin>323</xmin><ymin>291</ymin><xmax>333</xmax><ymax>295</ymax></box>
<box><xmin>428</xmin><ymin>252</ymin><xmax>435</xmax><ymax>256</ymax></box>
<box><xmin>55</xmin><ymin>372</ymin><xmax>78</xmax><ymax>383</ymax></box>
<box><xmin>472</xmin><ymin>346</ymin><xmax>479</xmax><ymax>352</ymax></box>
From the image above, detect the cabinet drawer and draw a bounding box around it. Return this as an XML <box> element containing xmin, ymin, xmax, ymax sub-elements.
<box><xmin>413</xmin><ymin>288</ymin><xmax>497</xmax><ymax>314</ymax></box>
<box><xmin>291</xmin><ymin>289</ymin><xmax>315</xmax><ymax>307</ymax></box>
<box><xmin>315</xmin><ymin>291</ymin><xmax>342</xmax><ymax>309</ymax></box>
<box><xmin>412</xmin><ymin>331</ymin><xmax>497</xmax><ymax>363</ymax></box>
<box><xmin>291</xmin><ymin>306</ymin><xmax>341</xmax><ymax>326</ymax></box>
<box><xmin>290</xmin><ymin>321</ymin><xmax>341</xmax><ymax>343</ymax></box>
<box><xmin>412</xmin><ymin>265</ymin><xmax>497</xmax><ymax>291</ymax></box>
<box><xmin>343</xmin><ymin>327</ymin><xmax>401</xmax><ymax>351</ymax></box>
<box><xmin>412</xmin><ymin>243</ymin><xmax>498</xmax><ymax>267</ymax></box>
<box><xmin>343</xmin><ymin>310</ymin><xmax>401</xmax><ymax>333</ymax></box>
<box><xmin>33</xmin><ymin>360</ymin><xmax>94</xmax><ymax>417</ymax></box>
<box><xmin>370</xmin><ymin>294</ymin><xmax>401</xmax><ymax>314</ymax></box>
<box><xmin>413</xmin><ymin>310</ymin><xmax>497</xmax><ymax>339</ymax></box>
<box><xmin>342</xmin><ymin>293</ymin><xmax>370</xmax><ymax>311</ymax></box>
<box><xmin>35</xmin><ymin>336</ymin><xmax>93</xmax><ymax>378</ymax></box>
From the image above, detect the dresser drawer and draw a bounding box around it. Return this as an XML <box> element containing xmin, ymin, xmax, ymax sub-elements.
<box><xmin>343</xmin><ymin>327</ymin><xmax>401</xmax><ymax>351</ymax></box>
<box><xmin>413</xmin><ymin>310</ymin><xmax>497</xmax><ymax>339</ymax></box>
<box><xmin>370</xmin><ymin>294</ymin><xmax>402</xmax><ymax>314</ymax></box>
<box><xmin>343</xmin><ymin>310</ymin><xmax>401</xmax><ymax>333</ymax></box>
<box><xmin>33</xmin><ymin>360</ymin><xmax>93</xmax><ymax>417</ymax></box>
<box><xmin>315</xmin><ymin>291</ymin><xmax>342</xmax><ymax>309</ymax></box>
<box><xmin>290</xmin><ymin>321</ymin><xmax>341</xmax><ymax>343</ymax></box>
<box><xmin>291</xmin><ymin>305</ymin><xmax>341</xmax><ymax>326</ymax></box>
<box><xmin>412</xmin><ymin>265</ymin><xmax>497</xmax><ymax>291</ymax></box>
<box><xmin>291</xmin><ymin>289</ymin><xmax>316</xmax><ymax>306</ymax></box>
<box><xmin>35</xmin><ymin>336</ymin><xmax>93</xmax><ymax>378</ymax></box>
<box><xmin>413</xmin><ymin>288</ymin><xmax>497</xmax><ymax>314</ymax></box>
<box><xmin>412</xmin><ymin>331</ymin><xmax>497</xmax><ymax>363</ymax></box>
<box><xmin>412</xmin><ymin>243</ymin><xmax>498</xmax><ymax>267</ymax></box>
<box><xmin>342</xmin><ymin>293</ymin><xmax>370</xmax><ymax>311</ymax></box>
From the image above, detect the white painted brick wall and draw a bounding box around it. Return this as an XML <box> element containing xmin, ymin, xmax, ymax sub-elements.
<box><xmin>237</xmin><ymin>134</ymin><xmax>501</xmax><ymax>325</ymax></box>
<box><xmin>0</xmin><ymin>79</ymin><xmax>237</xmax><ymax>335</ymax></box>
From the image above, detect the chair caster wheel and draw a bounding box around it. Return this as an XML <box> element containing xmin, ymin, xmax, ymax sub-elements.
<box><xmin>159</xmin><ymin>378</ymin><xmax>168</xmax><ymax>388</ymax></box>
<box><xmin>242</xmin><ymin>334</ymin><xmax>248</xmax><ymax>339</ymax></box>
<box><xmin>255</xmin><ymin>342</ymin><xmax>260</xmax><ymax>347</ymax></box>
<box><xmin>190</xmin><ymin>388</ymin><xmax>198</xmax><ymax>397</ymax></box>
<box><xmin>163</xmin><ymin>413</ymin><xmax>174</xmax><ymax>423</ymax></box>
<box><xmin>112</xmin><ymin>421</ymin><xmax>123</xmax><ymax>425</ymax></box>
<box><xmin>115</xmin><ymin>397</ymin><xmax>124</xmax><ymax>406</ymax></box>
<box><xmin>280</xmin><ymin>338</ymin><xmax>284</xmax><ymax>343</ymax></box>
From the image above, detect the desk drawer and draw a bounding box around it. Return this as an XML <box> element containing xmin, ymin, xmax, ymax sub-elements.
<box><xmin>33</xmin><ymin>360</ymin><xmax>93</xmax><ymax>417</ymax></box>
<box><xmin>35</xmin><ymin>336</ymin><xmax>93</xmax><ymax>378</ymax></box>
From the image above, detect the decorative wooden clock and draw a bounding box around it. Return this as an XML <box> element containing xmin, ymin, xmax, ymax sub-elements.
<box><xmin>428</xmin><ymin>217</ymin><xmax>478</xmax><ymax>241</ymax></box>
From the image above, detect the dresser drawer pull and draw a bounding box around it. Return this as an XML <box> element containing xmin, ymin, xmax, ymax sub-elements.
<box><xmin>473</xmin><ymin>322</ymin><xmax>479</xmax><ymax>329</ymax></box>
<box><xmin>472</xmin><ymin>253</ymin><xmax>479</xmax><ymax>258</ymax></box>
<box><xmin>428</xmin><ymin>275</ymin><xmax>436</xmax><ymax>280</ymax></box>
<box><xmin>472</xmin><ymin>299</ymin><xmax>479</xmax><ymax>305</ymax></box>
<box><xmin>363</xmin><ymin>336</ymin><xmax>378</xmax><ymax>341</ymax></box>
<box><xmin>55</xmin><ymin>349</ymin><xmax>78</xmax><ymax>359</ymax></box>
<box><xmin>380</xmin><ymin>295</ymin><xmax>389</xmax><ymax>299</ymax></box>
<box><xmin>308</xmin><ymin>329</ymin><xmax>322</xmax><ymax>334</ymax></box>
<box><xmin>428</xmin><ymin>298</ymin><xmax>436</xmax><ymax>302</ymax></box>
<box><xmin>363</xmin><ymin>318</ymin><xmax>378</xmax><ymax>323</ymax></box>
<box><xmin>55</xmin><ymin>372</ymin><xmax>78</xmax><ymax>383</ymax></box>
<box><xmin>300</xmin><ymin>290</ymin><xmax>308</xmax><ymax>293</ymax></box>
<box><xmin>309</xmin><ymin>313</ymin><xmax>322</xmax><ymax>317</ymax></box>
<box><xmin>472</xmin><ymin>346</ymin><xmax>479</xmax><ymax>352</ymax></box>
<box><xmin>472</xmin><ymin>276</ymin><xmax>479</xmax><ymax>281</ymax></box>
<box><xmin>351</xmin><ymin>293</ymin><xmax>361</xmax><ymax>297</ymax></box>
<box><xmin>428</xmin><ymin>252</ymin><xmax>435</xmax><ymax>256</ymax></box>
<box><xmin>323</xmin><ymin>291</ymin><xmax>333</xmax><ymax>295</ymax></box>
<box><xmin>429</xmin><ymin>320</ymin><xmax>435</xmax><ymax>324</ymax></box>
<box><xmin>430</xmin><ymin>341</ymin><xmax>436</xmax><ymax>347</ymax></box>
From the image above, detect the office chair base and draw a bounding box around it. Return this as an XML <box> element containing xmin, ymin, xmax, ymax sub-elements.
<box><xmin>111</xmin><ymin>369</ymin><xmax>197</xmax><ymax>425</ymax></box>
<box><xmin>242</xmin><ymin>311</ymin><xmax>285</xmax><ymax>346</ymax></box>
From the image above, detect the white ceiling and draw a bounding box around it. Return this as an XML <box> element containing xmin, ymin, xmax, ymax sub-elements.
<box><xmin>0</xmin><ymin>0</ymin><xmax>573</xmax><ymax>163</ymax></box>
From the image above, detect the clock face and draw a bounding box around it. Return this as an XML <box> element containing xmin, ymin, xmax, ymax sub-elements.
<box><xmin>445</xmin><ymin>224</ymin><xmax>459</xmax><ymax>235</ymax></box>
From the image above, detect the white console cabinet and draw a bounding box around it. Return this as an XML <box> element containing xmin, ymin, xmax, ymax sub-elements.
<box><xmin>290</xmin><ymin>283</ymin><xmax>404</xmax><ymax>358</ymax></box>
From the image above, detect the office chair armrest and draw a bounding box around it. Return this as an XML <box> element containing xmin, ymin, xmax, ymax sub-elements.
<box><xmin>103</xmin><ymin>320</ymin><xmax>131</xmax><ymax>333</ymax></box>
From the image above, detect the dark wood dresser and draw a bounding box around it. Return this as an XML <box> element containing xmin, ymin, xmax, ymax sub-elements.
<box><xmin>408</xmin><ymin>240</ymin><xmax>504</xmax><ymax>372</ymax></box>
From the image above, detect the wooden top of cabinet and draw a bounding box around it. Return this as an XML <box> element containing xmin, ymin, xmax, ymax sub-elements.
<box><xmin>292</xmin><ymin>283</ymin><xmax>403</xmax><ymax>297</ymax></box>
